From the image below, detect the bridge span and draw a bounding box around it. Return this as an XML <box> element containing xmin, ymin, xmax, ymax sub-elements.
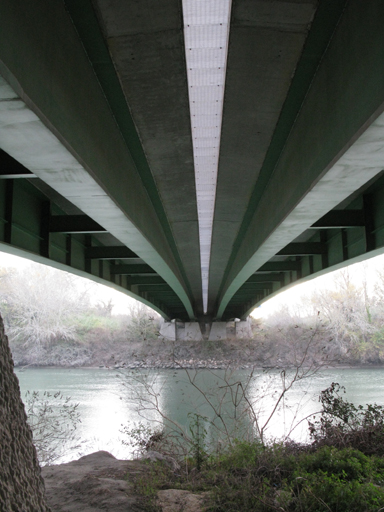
<box><xmin>1</xmin><ymin>0</ymin><xmax>384</xmax><ymax>326</ymax></box>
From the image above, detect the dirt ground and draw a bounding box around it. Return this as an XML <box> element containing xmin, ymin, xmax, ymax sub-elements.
<box><xmin>42</xmin><ymin>451</ymin><xmax>149</xmax><ymax>511</ymax></box>
<box><xmin>42</xmin><ymin>451</ymin><xmax>205</xmax><ymax>512</ymax></box>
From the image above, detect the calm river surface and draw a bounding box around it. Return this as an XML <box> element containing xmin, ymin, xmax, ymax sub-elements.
<box><xmin>16</xmin><ymin>367</ymin><xmax>384</xmax><ymax>463</ymax></box>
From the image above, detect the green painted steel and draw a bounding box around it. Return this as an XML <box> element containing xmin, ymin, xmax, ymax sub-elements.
<box><xmin>1</xmin><ymin>1</ymin><xmax>384</xmax><ymax>324</ymax></box>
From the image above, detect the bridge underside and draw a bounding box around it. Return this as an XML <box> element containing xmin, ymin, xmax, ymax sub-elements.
<box><xmin>1</xmin><ymin>0</ymin><xmax>384</xmax><ymax>323</ymax></box>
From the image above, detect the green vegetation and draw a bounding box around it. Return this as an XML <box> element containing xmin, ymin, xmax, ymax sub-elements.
<box><xmin>0</xmin><ymin>264</ymin><xmax>159</xmax><ymax>366</ymax></box>
<box><xmin>202</xmin><ymin>444</ymin><xmax>384</xmax><ymax>511</ymax></box>
<box><xmin>127</xmin><ymin>384</ymin><xmax>384</xmax><ymax>511</ymax></box>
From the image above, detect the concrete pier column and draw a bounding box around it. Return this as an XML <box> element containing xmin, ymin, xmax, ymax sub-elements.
<box><xmin>236</xmin><ymin>317</ymin><xmax>252</xmax><ymax>339</ymax></box>
<box><xmin>159</xmin><ymin>320</ymin><xmax>176</xmax><ymax>341</ymax></box>
<box><xmin>177</xmin><ymin>322</ymin><xmax>203</xmax><ymax>341</ymax></box>
<box><xmin>208</xmin><ymin>322</ymin><xmax>227</xmax><ymax>341</ymax></box>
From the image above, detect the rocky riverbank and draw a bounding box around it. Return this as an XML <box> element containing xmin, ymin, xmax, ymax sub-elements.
<box><xmin>98</xmin><ymin>357</ymin><xmax>255</xmax><ymax>370</ymax></box>
<box><xmin>10</xmin><ymin>322</ymin><xmax>384</xmax><ymax>370</ymax></box>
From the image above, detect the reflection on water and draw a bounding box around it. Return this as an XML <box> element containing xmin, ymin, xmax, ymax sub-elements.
<box><xmin>16</xmin><ymin>366</ymin><xmax>384</xmax><ymax>463</ymax></box>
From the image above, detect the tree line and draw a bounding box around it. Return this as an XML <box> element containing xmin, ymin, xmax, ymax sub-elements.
<box><xmin>257</xmin><ymin>267</ymin><xmax>384</xmax><ymax>365</ymax></box>
<box><xmin>0</xmin><ymin>264</ymin><xmax>159</xmax><ymax>366</ymax></box>
<box><xmin>2</xmin><ymin>261</ymin><xmax>384</xmax><ymax>366</ymax></box>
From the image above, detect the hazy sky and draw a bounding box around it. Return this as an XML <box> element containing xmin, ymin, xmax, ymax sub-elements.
<box><xmin>0</xmin><ymin>249</ymin><xmax>383</xmax><ymax>319</ymax></box>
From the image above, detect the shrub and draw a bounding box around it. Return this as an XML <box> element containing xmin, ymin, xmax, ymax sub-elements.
<box><xmin>129</xmin><ymin>384</ymin><xmax>384</xmax><ymax>511</ymax></box>
<box><xmin>205</xmin><ymin>444</ymin><xmax>384</xmax><ymax>511</ymax></box>
<box><xmin>24</xmin><ymin>390</ymin><xmax>81</xmax><ymax>465</ymax></box>
<box><xmin>308</xmin><ymin>382</ymin><xmax>384</xmax><ymax>455</ymax></box>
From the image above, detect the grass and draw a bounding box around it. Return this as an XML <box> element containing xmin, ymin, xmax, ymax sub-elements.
<box><xmin>132</xmin><ymin>442</ymin><xmax>384</xmax><ymax>512</ymax></box>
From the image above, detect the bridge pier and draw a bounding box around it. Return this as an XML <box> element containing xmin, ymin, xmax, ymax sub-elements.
<box><xmin>177</xmin><ymin>322</ymin><xmax>203</xmax><ymax>342</ymax></box>
<box><xmin>159</xmin><ymin>319</ymin><xmax>252</xmax><ymax>341</ymax></box>
<box><xmin>208</xmin><ymin>322</ymin><xmax>227</xmax><ymax>341</ymax></box>
<box><xmin>158</xmin><ymin>321</ymin><xmax>177</xmax><ymax>341</ymax></box>
<box><xmin>235</xmin><ymin>318</ymin><xmax>252</xmax><ymax>339</ymax></box>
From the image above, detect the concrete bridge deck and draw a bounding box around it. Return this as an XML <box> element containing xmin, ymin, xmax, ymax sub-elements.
<box><xmin>1</xmin><ymin>0</ymin><xmax>384</xmax><ymax>323</ymax></box>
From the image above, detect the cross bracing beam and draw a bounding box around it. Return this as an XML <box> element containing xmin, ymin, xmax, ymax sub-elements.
<box><xmin>145</xmin><ymin>291</ymin><xmax>177</xmax><ymax>296</ymax></box>
<box><xmin>110</xmin><ymin>264</ymin><xmax>157</xmax><ymax>275</ymax></box>
<box><xmin>277</xmin><ymin>243</ymin><xmax>327</xmax><ymax>256</ymax></box>
<box><xmin>0</xmin><ymin>149</ymin><xmax>36</xmax><ymax>179</ymax></box>
<box><xmin>138</xmin><ymin>285</ymin><xmax>173</xmax><ymax>292</ymax></box>
<box><xmin>256</xmin><ymin>262</ymin><xmax>301</xmax><ymax>273</ymax></box>
<box><xmin>239</xmin><ymin>283</ymin><xmax>273</xmax><ymax>290</ymax></box>
<box><xmin>49</xmin><ymin>215</ymin><xmax>106</xmax><ymax>234</ymax></box>
<box><xmin>126</xmin><ymin>276</ymin><xmax>166</xmax><ymax>286</ymax></box>
<box><xmin>246</xmin><ymin>273</ymin><xmax>284</xmax><ymax>283</ymax></box>
<box><xmin>311</xmin><ymin>210</ymin><xmax>365</xmax><ymax>229</ymax></box>
<box><xmin>85</xmin><ymin>246</ymin><xmax>138</xmax><ymax>259</ymax></box>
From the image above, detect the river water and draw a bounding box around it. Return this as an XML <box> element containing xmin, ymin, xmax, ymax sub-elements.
<box><xmin>16</xmin><ymin>367</ymin><xmax>384</xmax><ymax>463</ymax></box>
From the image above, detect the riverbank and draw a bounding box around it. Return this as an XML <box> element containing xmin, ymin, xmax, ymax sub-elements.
<box><xmin>15</xmin><ymin>361</ymin><xmax>384</xmax><ymax>371</ymax></box>
<box><xmin>42</xmin><ymin>441</ymin><xmax>384</xmax><ymax>512</ymax></box>
<box><xmin>11</xmin><ymin>332</ymin><xmax>384</xmax><ymax>370</ymax></box>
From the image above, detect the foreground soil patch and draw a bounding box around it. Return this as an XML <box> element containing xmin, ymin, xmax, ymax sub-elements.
<box><xmin>42</xmin><ymin>451</ymin><xmax>147</xmax><ymax>512</ymax></box>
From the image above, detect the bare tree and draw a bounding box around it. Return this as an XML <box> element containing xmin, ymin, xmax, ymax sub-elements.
<box><xmin>126</xmin><ymin>303</ymin><xmax>159</xmax><ymax>341</ymax></box>
<box><xmin>24</xmin><ymin>390</ymin><xmax>81</xmax><ymax>466</ymax></box>
<box><xmin>309</xmin><ymin>270</ymin><xmax>374</xmax><ymax>352</ymax></box>
<box><xmin>119</xmin><ymin>324</ymin><xmax>325</xmax><ymax>461</ymax></box>
<box><xmin>0</xmin><ymin>265</ymin><xmax>91</xmax><ymax>347</ymax></box>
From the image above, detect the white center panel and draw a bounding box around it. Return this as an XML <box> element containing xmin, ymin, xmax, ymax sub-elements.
<box><xmin>182</xmin><ymin>0</ymin><xmax>232</xmax><ymax>313</ymax></box>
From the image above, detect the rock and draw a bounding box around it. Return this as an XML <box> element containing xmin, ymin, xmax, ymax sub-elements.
<box><xmin>157</xmin><ymin>489</ymin><xmax>206</xmax><ymax>512</ymax></box>
<box><xmin>41</xmin><ymin>451</ymin><xmax>207</xmax><ymax>512</ymax></box>
<box><xmin>141</xmin><ymin>451</ymin><xmax>180</xmax><ymax>472</ymax></box>
<box><xmin>42</xmin><ymin>451</ymin><xmax>147</xmax><ymax>511</ymax></box>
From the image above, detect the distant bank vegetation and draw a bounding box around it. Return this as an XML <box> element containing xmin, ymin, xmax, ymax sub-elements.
<box><xmin>1</xmin><ymin>264</ymin><xmax>384</xmax><ymax>367</ymax></box>
<box><xmin>0</xmin><ymin>265</ymin><xmax>159</xmax><ymax>367</ymax></box>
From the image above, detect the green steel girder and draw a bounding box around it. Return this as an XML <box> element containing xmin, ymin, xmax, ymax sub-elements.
<box><xmin>0</xmin><ymin>0</ymin><xmax>195</xmax><ymax>321</ymax></box>
<box><xmin>218</xmin><ymin>1</ymin><xmax>384</xmax><ymax>320</ymax></box>
<box><xmin>0</xmin><ymin>175</ymin><xmax>188</xmax><ymax>320</ymax></box>
<box><xmin>224</xmin><ymin>182</ymin><xmax>384</xmax><ymax>320</ymax></box>
<box><xmin>2</xmin><ymin>1</ymin><xmax>384</xmax><ymax>324</ymax></box>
